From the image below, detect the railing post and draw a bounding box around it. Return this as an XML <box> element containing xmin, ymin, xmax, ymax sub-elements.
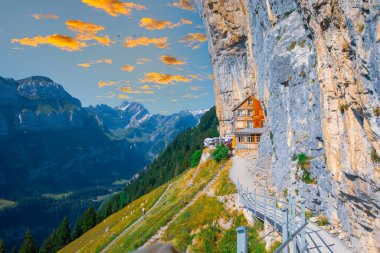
<box><xmin>291</xmin><ymin>196</ymin><xmax>297</xmax><ymax>253</ymax></box>
<box><xmin>274</xmin><ymin>195</ymin><xmax>277</xmax><ymax>230</ymax></box>
<box><xmin>301</xmin><ymin>200</ymin><xmax>306</xmax><ymax>252</ymax></box>
<box><xmin>282</xmin><ymin>208</ymin><xmax>288</xmax><ymax>253</ymax></box>
<box><xmin>264</xmin><ymin>190</ymin><xmax>267</xmax><ymax>222</ymax></box>
<box><xmin>254</xmin><ymin>189</ymin><xmax>257</xmax><ymax>218</ymax></box>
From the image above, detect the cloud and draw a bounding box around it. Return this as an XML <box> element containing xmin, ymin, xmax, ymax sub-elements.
<box><xmin>123</xmin><ymin>36</ymin><xmax>168</xmax><ymax>49</ymax></box>
<box><xmin>152</xmin><ymin>85</ymin><xmax>162</xmax><ymax>89</ymax></box>
<box><xmin>143</xmin><ymin>89</ymin><xmax>154</xmax><ymax>94</ymax></box>
<box><xmin>139</xmin><ymin>17</ymin><xmax>192</xmax><ymax>30</ymax></box>
<box><xmin>190</xmin><ymin>86</ymin><xmax>202</xmax><ymax>90</ymax></box>
<box><xmin>98</xmin><ymin>81</ymin><xmax>119</xmax><ymax>87</ymax></box>
<box><xmin>140</xmin><ymin>85</ymin><xmax>150</xmax><ymax>90</ymax></box>
<box><xmin>140</xmin><ymin>72</ymin><xmax>191</xmax><ymax>85</ymax></box>
<box><xmin>66</xmin><ymin>20</ymin><xmax>112</xmax><ymax>46</ymax></box>
<box><xmin>81</xmin><ymin>0</ymin><xmax>146</xmax><ymax>17</ymax></box>
<box><xmin>119</xmin><ymin>86</ymin><xmax>140</xmax><ymax>94</ymax></box>
<box><xmin>121</xmin><ymin>64</ymin><xmax>135</xmax><ymax>72</ymax></box>
<box><xmin>170</xmin><ymin>0</ymin><xmax>194</xmax><ymax>11</ymax></box>
<box><xmin>11</xmin><ymin>34</ymin><xmax>87</xmax><ymax>51</ymax></box>
<box><xmin>160</xmin><ymin>55</ymin><xmax>186</xmax><ymax>65</ymax></box>
<box><xmin>171</xmin><ymin>99</ymin><xmax>177</xmax><ymax>102</ymax></box>
<box><xmin>189</xmin><ymin>74</ymin><xmax>202</xmax><ymax>80</ymax></box>
<box><xmin>179</xmin><ymin>33</ymin><xmax>207</xmax><ymax>47</ymax></box>
<box><xmin>32</xmin><ymin>14</ymin><xmax>59</xmax><ymax>20</ymax></box>
<box><xmin>181</xmin><ymin>18</ymin><xmax>192</xmax><ymax>25</ymax></box>
<box><xmin>118</xmin><ymin>94</ymin><xmax>130</xmax><ymax>99</ymax></box>
<box><xmin>137</xmin><ymin>58</ymin><xmax>152</xmax><ymax>64</ymax></box>
<box><xmin>182</xmin><ymin>93</ymin><xmax>200</xmax><ymax>99</ymax></box>
<box><xmin>78</xmin><ymin>58</ymin><xmax>112</xmax><ymax>68</ymax></box>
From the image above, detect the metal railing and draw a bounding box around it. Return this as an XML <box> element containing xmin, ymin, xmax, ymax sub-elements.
<box><xmin>237</xmin><ymin>182</ymin><xmax>307</xmax><ymax>253</ymax></box>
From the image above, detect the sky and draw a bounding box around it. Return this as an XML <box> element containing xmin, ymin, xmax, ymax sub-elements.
<box><xmin>0</xmin><ymin>0</ymin><xmax>215</xmax><ymax>114</ymax></box>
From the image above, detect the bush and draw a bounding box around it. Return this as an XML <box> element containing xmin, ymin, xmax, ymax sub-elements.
<box><xmin>190</xmin><ymin>150</ymin><xmax>202</xmax><ymax>168</ymax></box>
<box><xmin>316</xmin><ymin>215</ymin><xmax>329</xmax><ymax>226</ymax></box>
<box><xmin>212</xmin><ymin>145</ymin><xmax>229</xmax><ymax>162</ymax></box>
<box><xmin>288</xmin><ymin>41</ymin><xmax>297</xmax><ymax>51</ymax></box>
<box><xmin>371</xmin><ymin>148</ymin><xmax>380</xmax><ymax>163</ymax></box>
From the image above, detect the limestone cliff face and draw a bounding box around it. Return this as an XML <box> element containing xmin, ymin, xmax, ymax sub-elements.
<box><xmin>197</xmin><ymin>0</ymin><xmax>379</xmax><ymax>251</ymax></box>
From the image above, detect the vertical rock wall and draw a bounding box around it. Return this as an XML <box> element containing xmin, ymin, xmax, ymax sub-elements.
<box><xmin>196</xmin><ymin>0</ymin><xmax>379</xmax><ymax>251</ymax></box>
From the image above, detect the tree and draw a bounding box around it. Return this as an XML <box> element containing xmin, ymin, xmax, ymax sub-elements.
<box><xmin>19</xmin><ymin>230</ymin><xmax>37</xmax><ymax>253</ymax></box>
<box><xmin>0</xmin><ymin>240</ymin><xmax>4</xmax><ymax>253</ymax></box>
<box><xmin>81</xmin><ymin>207</ymin><xmax>97</xmax><ymax>232</ymax></box>
<box><xmin>212</xmin><ymin>145</ymin><xmax>229</xmax><ymax>162</ymax></box>
<box><xmin>39</xmin><ymin>230</ymin><xmax>57</xmax><ymax>253</ymax></box>
<box><xmin>56</xmin><ymin>217</ymin><xmax>71</xmax><ymax>248</ymax></box>
<box><xmin>71</xmin><ymin>216</ymin><xmax>83</xmax><ymax>240</ymax></box>
<box><xmin>190</xmin><ymin>150</ymin><xmax>202</xmax><ymax>168</ymax></box>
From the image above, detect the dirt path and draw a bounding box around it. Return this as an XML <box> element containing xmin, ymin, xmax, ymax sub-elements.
<box><xmin>100</xmin><ymin>183</ymin><xmax>173</xmax><ymax>253</ymax></box>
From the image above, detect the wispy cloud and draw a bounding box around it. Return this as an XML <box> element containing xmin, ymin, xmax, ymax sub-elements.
<box><xmin>98</xmin><ymin>81</ymin><xmax>120</xmax><ymax>87</ymax></box>
<box><xmin>119</xmin><ymin>86</ymin><xmax>141</xmax><ymax>94</ymax></box>
<box><xmin>190</xmin><ymin>86</ymin><xmax>202</xmax><ymax>90</ymax></box>
<box><xmin>78</xmin><ymin>58</ymin><xmax>112</xmax><ymax>68</ymax></box>
<box><xmin>170</xmin><ymin>0</ymin><xmax>194</xmax><ymax>11</ymax></box>
<box><xmin>179</xmin><ymin>33</ymin><xmax>207</xmax><ymax>48</ymax></box>
<box><xmin>160</xmin><ymin>55</ymin><xmax>186</xmax><ymax>65</ymax></box>
<box><xmin>118</xmin><ymin>94</ymin><xmax>130</xmax><ymax>99</ymax></box>
<box><xmin>139</xmin><ymin>17</ymin><xmax>192</xmax><ymax>30</ymax></box>
<box><xmin>32</xmin><ymin>14</ymin><xmax>59</xmax><ymax>20</ymax></box>
<box><xmin>136</xmin><ymin>58</ymin><xmax>152</xmax><ymax>65</ymax></box>
<box><xmin>11</xmin><ymin>34</ymin><xmax>87</xmax><ymax>51</ymax></box>
<box><xmin>81</xmin><ymin>0</ymin><xmax>146</xmax><ymax>17</ymax></box>
<box><xmin>182</xmin><ymin>92</ymin><xmax>209</xmax><ymax>99</ymax></box>
<box><xmin>140</xmin><ymin>72</ymin><xmax>191</xmax><ymax>85</ymax></box>
<box><xmin>121</xmin><ymin>64</ymin><xmax>135</xmax><ymax>72</ymax></box>
<box><xmin>66</xmin><ymin>20</ymin><xmax>112</xmax><ymax>46</ymax></box>
<box><xmin>123</xmin><ymin>36</ymin><xmax>168</xmax><ymax>49</ymax></box>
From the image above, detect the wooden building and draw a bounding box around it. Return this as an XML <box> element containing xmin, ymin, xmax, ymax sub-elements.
<box><xmin>232</xmin><ymin>95</ymin><xmax>266</xmax><ymax>150</ymax></box>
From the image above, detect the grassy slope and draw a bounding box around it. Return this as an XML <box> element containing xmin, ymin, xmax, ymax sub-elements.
<box><xmin>59</xmin><ymin>185</ymin><xmax>167</xmax><ymax>253</ymax></box>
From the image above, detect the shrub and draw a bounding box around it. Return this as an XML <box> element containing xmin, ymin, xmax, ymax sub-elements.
<box><xmin>374</xmin><ymin>107</ymin><xmax>380</xmax><ymax>116</ymax></box>
<box><xmin>340</xmin><ymin>103</ymin><xmax>349</xmax><ymax>113</ymax></box>
<box><xmin>212</xmin><ymin>145</ymin><xmax>229</xmax><ymax>162</ymax></box>
<box><xmin>190</xmin><ymin>150</ymin><xmax>202</xmax><ymax>168</ymax></box>
<box><xmin>288</xmin><ymin>41</ymin><xmax>297</xmax><ymax>51</ymax></box>
<box><xmin>371</xmin><ymin>148</ymin><xmax>380</xmax><ymax>163</ymax></box>
<box><xmin>299</xmin><ymin>40</ymin><xmax>306</xmax><ymax>47</ymax></box>
<box><xmin>316</xmin><ymin>215</ymin><xmax>329</xmax><ymax>226</ymax></box>
<box><xmin>359</xmin><ymin>24</ymin><xmax>365</xmax><ymax>33</ymax></box>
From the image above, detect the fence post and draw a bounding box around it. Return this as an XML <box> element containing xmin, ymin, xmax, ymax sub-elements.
<box><xmin>264</xmin><ymin>190</ymin><xmax>267</xmax><ymax>222</ymax></box>
<box><xmin>301</xmin><ymin>200</ymin><xmax>306</xmax><ymax>252</ymax></box>
<box><xmin>282</xmin><ymin>208</ymin><xmax>288</xmax><ymax>253</ymax></box>
<box><xmin>291</xmin><ymin>196</ymin><xmax>297</xmax><ymax>253</ymax></box>
<box><xmin>254</xmin><ymin>189</ymin><xmax>257</xmax><ymax>218</ymax></box>
<box><xmin>274</xmin><ymin>195</ymin><xmax>277</xmax><ymax>230</ymax></box>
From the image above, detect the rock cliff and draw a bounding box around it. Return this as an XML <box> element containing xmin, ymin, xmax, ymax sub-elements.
<box><xmin>196</xmin><ymin>0</ymin><xmax>379</xmax><ymax>251</ymax></box>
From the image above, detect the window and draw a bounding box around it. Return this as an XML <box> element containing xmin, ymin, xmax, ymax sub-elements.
<box><xmin>246</xmin><ymin>134</ymin><xmax>255</xmax><ymax>142</ymax></box>
<box><xmin>247</xmin><ymin>121</ymin><xmax>253</xmax><ymax>128</ymax></box>
<box><xmin>237</xmin><ymin>110</ymin><xmax>244</xmax><ymax>116</ymax></box>
<box><xmin>248</xmin><ymin>99</ymin><xmax>252</xmax><ymax>105</ymax></box>
<box><xmin>238</xmin><ymin>135</ymin><xmax>244</xmax><ymax>142</ymax></box>
<box><xmin>255</xmin><ymin>134</ymin><xmax>261</xmax><ymax>142</ymax></box>
<box><xmin>248</xmin><ymin>109</ymin><xmax>253</xmax><ymax>116</ymax></box>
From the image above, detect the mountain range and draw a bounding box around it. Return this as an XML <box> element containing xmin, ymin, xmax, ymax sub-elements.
<box><xmin>0</xmin><ymin>76</ymin><xmax>204</xmax><ymax>200</ymax></box>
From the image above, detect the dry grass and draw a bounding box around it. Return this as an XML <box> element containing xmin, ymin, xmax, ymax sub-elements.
<box><xmin>59</xmin><ymin>184</ymin><xmax>167</xmax><ymax>253</ymax></box>
<box><xmin>0</xmin><ymin>199</ymin><xmax>16</xmax><ymax>209</ymax></box>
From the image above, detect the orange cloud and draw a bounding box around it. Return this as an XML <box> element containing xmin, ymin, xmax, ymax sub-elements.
<box><xmin>118</xmin><ymin>94</ymin><xmax>130</xmax><ymax>99</ymax></box>
<box><xmin>78</xmin><ymin>58</ymin><xmax>112</xmax><ymax>68</ymax></box>
<box><xmin>11</xmin><ymin>34</ymin><xmax>87</xmax><ymax>51</ymax></box>
<box><xmin>181</xmin><ymin>18</ymin><xmax>192</xmax><ymax>25</ymax></box>
<box><xmin>160</xmin><ymin>55</ymin><xmax>186</xmax><ymax>65</ymax></box>
<box><xmin>98</xmin><ymin>81</ymin><xmax>119</xmax><ymax>87</ymax></box>
<box><xmin>137</xmin><ymin>58</ymin><xmax>152</xmax><ymax>64</ymax></box>
<box><xmin>32</xmin><ymin>14</ymin><xmax>59</xmax><ymax>20</ymax></box>
<box><xmin>140</xmin><ymin>72</ymin><xmax>191</xmax><ymax>85</ymax></box>
<box><xmin>119</xmin><ymin>86</ymin><xmax>140</xmax><ymax>94</ymax></box>
<box><xmin>189</xmin><ymin>74</ymin><xmax>202</xmax><ymax>80</ymax></box>
<box><xmin>82</xmin><ymin>0</ymin><xmax>145</xmax><ymax>17</ymax></box>
<box><xmin>139</xmin><ymin>18</ymin><xmax>173</xmax><ymax>30</ymax></box>
<box><xmin>143</xmin><ymin>90</ymin><xmax>154</xmax><ymax>94</ymax></box>
<box><xmin>66</xmin><ymin>20</ymin><xmax>112</xmax><ymax>46</ymax></box>
<box><xmin>121</xmin><ymin>64</ymin><xmax>135</xmax><ymax>72</ymax></box>
<box><xmin>123</xmin><ymin>36</ymin><xmax>168</xmax><ymax>49</ymax></box>
<box><xmin>140</xmin><ymin>85</ymin><xmax>150</xmax><ymax>90</ymax></box>
<box><xmin>179</xmin><ymin>33</ymin><xmax>207</xmax><ymax>47</ymax></box>
<box><xmin>170</xmin><ymin>0</ymin><xmax>194</xmax><ymax>11</ymax></box>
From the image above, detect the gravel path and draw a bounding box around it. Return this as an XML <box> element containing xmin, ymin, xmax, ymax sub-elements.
<box><xmin>230</xmin><ymin>155</ymin><xmax>353</xmax><ymax>253</ymax></box>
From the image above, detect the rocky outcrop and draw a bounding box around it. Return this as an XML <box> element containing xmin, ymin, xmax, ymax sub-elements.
<box><xmin>197</xmin><ymin>0</ymin><xmax>379</xmax><ymax>251</ymax></box>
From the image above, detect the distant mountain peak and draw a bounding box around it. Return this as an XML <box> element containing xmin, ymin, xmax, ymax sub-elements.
<box><xmin>17</xmin><ymin>76</ymin><xmax>54</xmax><ymax>84</ymax></box>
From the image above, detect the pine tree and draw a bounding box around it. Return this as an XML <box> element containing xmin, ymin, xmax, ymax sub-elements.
<box><xmin>0</xmin><ymin>240</ymin><xmax>4</xmax><ymax>253</ymax></box>
<box><xmin>56</xmin><ymin>217</ymin><xmax>71</xmax><ymax>249</ymax></box>
<box><xmin>10</xmin><ymin>247</ymin><xmax>16</xmax><ymax>253</ymax></box>
<box><xmin>39</xmin><ymin>230</ymin><xmax>57</xmax><ymax>253</ymax></box>
<box><xmin>18</xmin><ymin>230</ymin><xmax>37</xmax><ymax>253</ymax></box>
<box><xmin>71</xmin><ymin>216</ymin><xmax>83</xmax><ymax>240</ymax></box>
<box><xmin>81</xmin><ymin>207</ymin><xmax>97</xmax><ymax>233</ymax></box>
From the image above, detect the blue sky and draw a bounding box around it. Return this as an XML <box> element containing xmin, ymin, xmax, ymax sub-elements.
<box><xmin>0</xmin><ymin>0</ymin><xmax>215</xmax><ymax>114</ymax></box>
